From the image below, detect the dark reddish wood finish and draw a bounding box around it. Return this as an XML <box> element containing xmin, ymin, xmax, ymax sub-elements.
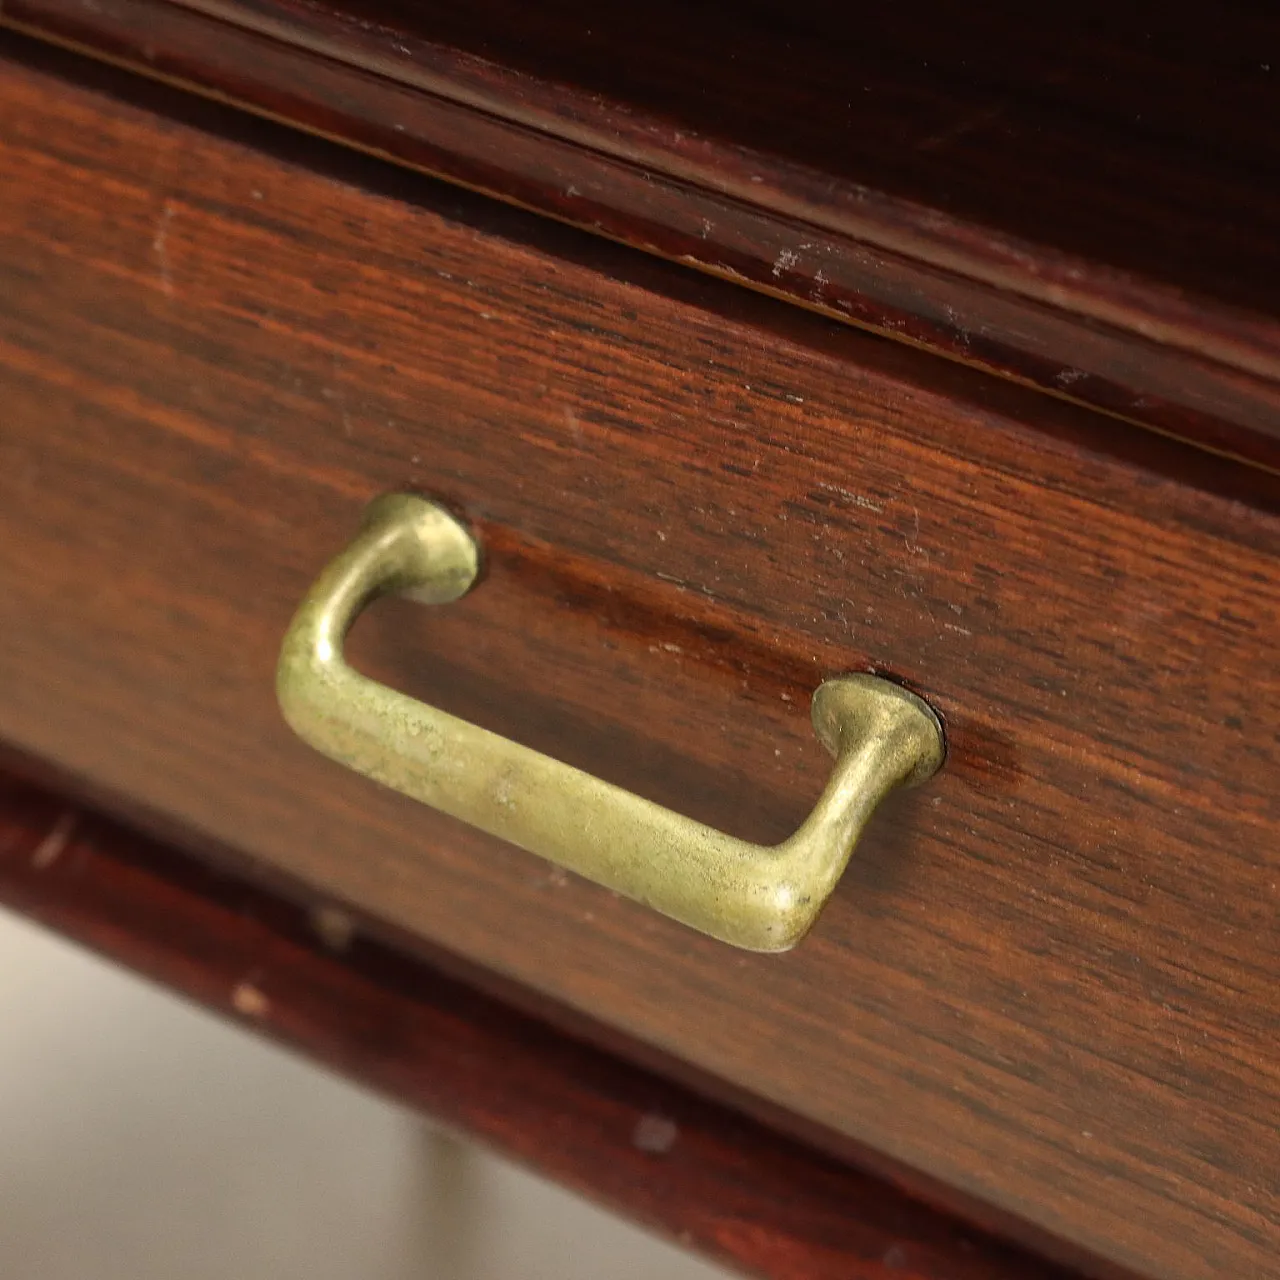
<box><xmin>0</xmin><ymin>767</ymin><xmax>1091</xmax><ymax>1280</ymax></box>
<box><xmin>4</xmin><ymin>0</ymin><xmax>1280</xmax><ymax>466</ymax></box>
<box><xmin>1</xmin><ymin>43</ymin><xmax>1279</xmax><ymax>1280</ymax></box>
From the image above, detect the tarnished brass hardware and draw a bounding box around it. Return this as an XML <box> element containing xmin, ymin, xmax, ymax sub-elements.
<box><xmin>277</xmin><ymin>494</ymin><xmax>945</xmax><ymax>951</ymax></box>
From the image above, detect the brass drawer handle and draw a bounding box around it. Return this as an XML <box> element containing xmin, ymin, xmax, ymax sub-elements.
<box><xmin>277</xmin><ymin>495</ymin><xmax>944</xmax><ymax>951</ymax></box>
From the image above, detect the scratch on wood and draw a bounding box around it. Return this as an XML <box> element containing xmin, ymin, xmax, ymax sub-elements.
<box><xmin>632</xmin><ymin>1113</ymin><xmax>679</xmax><ymax>1154</ymax></box>
<box><xmin>816</xmin><ymin>481</ymin><xmax>883</xmax><ymax>513</ymax></box>
<box><xmin>31</xmin><ymin>810</ymin><xmax>77</xmax><ymax>870</ymax></box>
<box><xmin>151</xmin><ymin>197</ymin><xmax>176</xmax><ymax>296</ymax></box>
<box><xmin>916</xmin><ymin>104</ymin><xmax>1007</xmax><ymax>153</ymax></box>
<box><xmin>231</xmin><ymin>980</ymin><xmax>270</xmax><ymax>1018</ymax></box>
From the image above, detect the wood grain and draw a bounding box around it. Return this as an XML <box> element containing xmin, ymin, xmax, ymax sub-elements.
<box><xmin>0</xmin><ymin>764</ymin><xmax>1091</xmax><ymax>1280</ymax></box>
<box><xmin>3</xmin><ymin>1</ymin><xmax>1280</xmax><ymax>467</ymax></box>
<box><xmin>1</xmin><ymin>43</ymin><xmax>1279</xmax><ymax>1280</ymax></box>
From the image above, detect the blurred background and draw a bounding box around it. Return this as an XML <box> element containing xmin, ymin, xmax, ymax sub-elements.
<box><xmin>0</xmin><ymin>908</ymin><xmax>734</xmax><ymax>1280</ymax></box>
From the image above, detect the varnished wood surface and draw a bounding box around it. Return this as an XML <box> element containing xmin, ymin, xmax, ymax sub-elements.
<box><xmin>1</xmin><ymin>47</ymin><xmax>1279</xmax><ymax>1280</ymax></box>
<box><xmin>0</xmin><ymin>765</ymin><xmax>1089</xmax><ymax>1280</ymax></box>
<box><xmin>3</xmin><ymin>4</ymin><xmax>1280</xmax><ymax>467</ymax></box>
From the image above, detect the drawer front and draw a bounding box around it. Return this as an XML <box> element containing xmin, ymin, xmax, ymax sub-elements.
<box><xmin>3</xmin><ymin>53</ymin><xmax>1280</xmax><ymax>1279</ymax></box>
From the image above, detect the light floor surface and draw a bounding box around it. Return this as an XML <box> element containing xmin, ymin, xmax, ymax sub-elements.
<box><xmin>0</xmin><ymin>908</ymin><xmax>735</xmax><ymax>1280</ymax></box>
